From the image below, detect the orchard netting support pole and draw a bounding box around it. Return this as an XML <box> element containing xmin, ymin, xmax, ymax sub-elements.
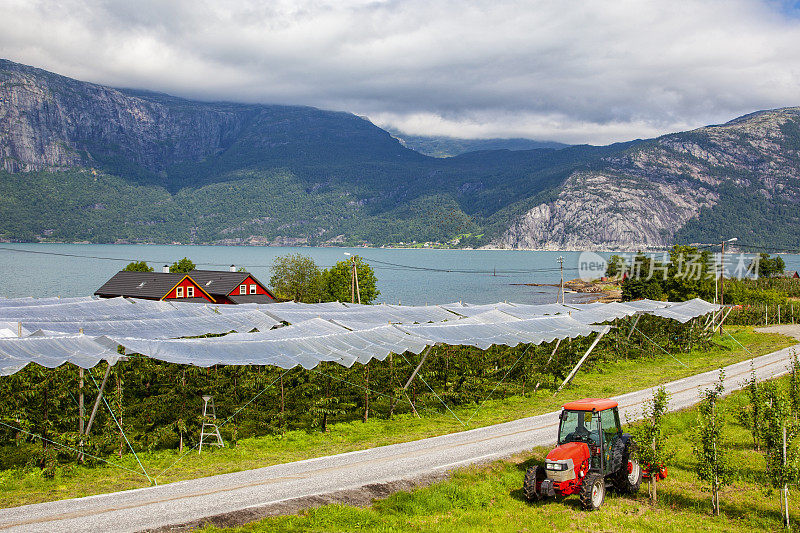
<box><xmin>79</xmin><ymin>363</ymin><xmax>112</xmax><ymax>462</ymax></box>
<box><xmin>390</xmin><ymin>345</ymin><xmax>433</xmax><ymax>417</ymax></box>
<box><xmin>705</xmin><ymin>309</ymin><xmax>727</xmax><ymax>332</ymax></box>
<box><xmin>556</xmin><ymin>326</ymin><xmax>611</xmax><ymax>394</ymax></box>
<box><xmin>397</xmin><ymin>347</ymin><xmax>465</xmax><ymax>426</ymax></box>
<box><xmin>712</xmin><ymin>307</ymin><xmax>733</xmax><ymax>334</ymax></box>
<box><xmin>534</xmin><ymin>338</ymin><xmax>561</xmax><ymax>392</ymax></box>
<box><xmin>88</xmin><ymin>365</ymin><xmax>152</xmax><ymax>484</ymax></box>
<box><xmin>627</xmin><ymin>314</ymin><xmax>642</xmax><ymax>340</ymax></box>
<box><xmin>784</xmin><ymin>423</ymin><xmax>791</xmax><ymax>530</ymax></box>
<box><xmin>78</xmin><ymin>368</ymin><xmax>84</xmax><ymax>435</ymax></box>
<box><xmin>78</xmin><ymin>328</ymin><xmax>85</xmax><ymax>442</ymax></box>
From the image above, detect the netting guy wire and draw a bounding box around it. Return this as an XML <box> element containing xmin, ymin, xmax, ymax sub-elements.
<box><xmin>88</xmin><ymin>369</ymin><xmax>153</xmax><ymax>484</ymax></box>
<box><xmin>632</xmin><ymin>324</ymin><xmax>688</xmax><ymax>368</ymax></box>
<box><xmin>305</xmin><ymin>365</ymin><xmax>441</xmax><ymax>417</ymax></box>
<box><xmin>464</xmin><ymin>341</ymin><xmax>535</xmax><ymax>426</ymax></box>
<box><xmin>0</xmin><ymin>419</ymin><xmax>149</xmax><ymax>479</ymax></box>
<box><xmin>396</xmin><ymin>347</ymin><xmax>467</xmax><ymax>427</ymax></box>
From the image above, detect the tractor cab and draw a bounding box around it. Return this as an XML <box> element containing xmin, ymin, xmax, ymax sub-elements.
<box><xmin>557</xmin><ymin>398</ymin><xmax>622</xmax><ymax>473</ymax></box>
<box><xmin>523</xmin><ymin>398</ymin><xmax>642</xmax><ymax>511</ymax></box>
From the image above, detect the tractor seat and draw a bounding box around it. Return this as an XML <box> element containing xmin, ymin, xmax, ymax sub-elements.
<box><xmin>565</xmin><ymin>429</ymin><xmax>601</xmax><ymax>446</ymax></box>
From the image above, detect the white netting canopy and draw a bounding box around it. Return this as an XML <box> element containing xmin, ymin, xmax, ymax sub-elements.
<box><xmin>0</xmin><ymin>334</ymin><xmax>124</xmax><ymax>376</ymax></box>
<box><xmin>0</xmin><ymin>296</ymin><xmax>721</xmax><ymax>375</ymax></box>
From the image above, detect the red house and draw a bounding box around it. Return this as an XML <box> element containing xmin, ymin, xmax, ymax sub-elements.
<box><xmin>187</xmin><ymin>270</ymin><xmax>276</xmax><ymax>304</ymax></box>
<box><xmin>95</xmin><ymin>267</ymin><xmax>276</xmax><ymax>304</ymax></box>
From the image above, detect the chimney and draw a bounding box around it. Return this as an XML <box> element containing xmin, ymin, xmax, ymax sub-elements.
<box><xmin>230</xmin><ymin>264</ymin><xmax>236</xmax><ymax>272</ymax></box>
<box><xmin>162</xmin><ymin>265</ymin><xmax>169</xmax><ymax>273</ymax></box>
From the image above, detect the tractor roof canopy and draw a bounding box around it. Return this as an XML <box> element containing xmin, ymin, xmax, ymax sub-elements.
<box><xmin>562</xmin><ymin>398</ymin><xmax>618</xmax><ymax>412</ymax></box>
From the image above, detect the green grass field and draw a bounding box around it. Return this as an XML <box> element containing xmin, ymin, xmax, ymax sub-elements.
<box><xmin>0</xmin><ymin>327</ymin><xmax>795</xmax><ymax>509</ymax></box>
<box><xmin>202</xmin><ymin>375</ymin><xmax>800</xmax><ymax>533</ymax></box>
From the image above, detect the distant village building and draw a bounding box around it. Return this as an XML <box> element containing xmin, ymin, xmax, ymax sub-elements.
<box><xmin>95</xmin><ymin>266</ymin><xmax>276</xmax><ymax>304</ymax></box>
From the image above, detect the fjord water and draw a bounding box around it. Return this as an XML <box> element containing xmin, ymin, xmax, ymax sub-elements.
<box><xmin>1</xmin><ymin>244</ymin><xmax>799</xmax><ymax>305</ymax></box>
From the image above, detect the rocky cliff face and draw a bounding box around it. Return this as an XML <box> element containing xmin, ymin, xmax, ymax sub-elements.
<box><xmin>495</xmin><ymin>108</ymin><xmax>800</xmax><ymax>249</ymax></box>
<box><xmin>497</xmin><ymin>171</ymin><xmax>719</xmax><ymax>250</ymax></box>
<box><xmin>0</xmin><ymin>60</ymin><xmax>256</xmax><ymax>175</ymax></box>
<box><xmin>0</xmin><ymin>59</ymin><xmax>413</xmax><ymax>186</ymax></box>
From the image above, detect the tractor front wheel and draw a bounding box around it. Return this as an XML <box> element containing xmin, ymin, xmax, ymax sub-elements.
<box><xmin>523</xmin><ymin>465</ymin><xmax>546</xmax><ymax>501</ymax></box>
<box><xmin>580</xmin><ymin>473</ymin><xmax>605</xmax><ymax>511</ymax></box>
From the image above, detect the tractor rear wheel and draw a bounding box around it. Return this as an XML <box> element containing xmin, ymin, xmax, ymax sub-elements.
<box><xmin>580</xmin><ymin>472</ymin><xmax>605</xmax><ymax>511</ymax></box>
<box><xmin>614</xmin><ymin>455</ymin><xmax>643</xmax><ymax>494</ymax></box>
<box><xmin>523</xmin><ymin>465</ymin><xmax>546</xmax><ymax>501</ymax></box>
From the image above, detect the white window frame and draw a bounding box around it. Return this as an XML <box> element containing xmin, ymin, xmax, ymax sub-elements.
<box><xmin>176</xmin><ymin>286</ymin><xmax>184</xmax><ymax>298</ymax></box>
<box><xmin>250</xmin><ymin>284</ymin><xmax>257</xmax><ymax>294</ymax></box>
<box><xmin>240</xmin><ymin>284</ymin><xmax>247</xmax><ymax>295</ymax></box>
<box><xmin>187</xmin><ymin>286</ymin><xmax>194</xmax><ymax>298</ymax></box>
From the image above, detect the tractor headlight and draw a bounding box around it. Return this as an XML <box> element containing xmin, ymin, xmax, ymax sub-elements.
<box><xmin>545</xmin><ymin>462</ymin><xmax>568</xmax><ymax>471</ymax></box>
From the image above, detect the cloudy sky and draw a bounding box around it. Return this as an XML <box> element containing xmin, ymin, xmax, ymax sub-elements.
<box><xmin>2</xmin><ymin>0</ymin><xmax>800</xmax><ymax>144</ymax></box>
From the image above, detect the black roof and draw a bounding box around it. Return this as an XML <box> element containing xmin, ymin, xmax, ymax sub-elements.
<box><xmin>189</xmin><ymin>270</ymin><xmax>275</xmax><ymax>298</ymax></box>
<box><xmin>187</xmin><ymin>270</ymin><xmax>249</xmax><ymax>296</ymax></box>
<box><xmin>228</xmin><ymin>294</ymin><xmax>276</xmax><ymax>304</ymax></box>
<box><xmin>95</xmin><ymin>271</ymin><xmax>195</xmax><ymax>300</ymax></box>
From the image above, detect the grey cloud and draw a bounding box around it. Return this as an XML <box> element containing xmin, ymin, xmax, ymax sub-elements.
<box><xmin>1</xmin><ymin>0</ymin><xmax>800</xmax><ymax>144</ymax></box>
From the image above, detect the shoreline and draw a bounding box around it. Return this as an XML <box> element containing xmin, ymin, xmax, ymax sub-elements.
<box><xmin>0</xmin><ymin>242</ymin><xmax>661</xmax><ymax>254</ymax></box>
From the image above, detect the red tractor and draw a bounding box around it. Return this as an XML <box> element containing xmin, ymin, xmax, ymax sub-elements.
<box><xmin>523</xmin><ymin>398</ymin><xmax>642</xmax><ymax>510</ymax></box>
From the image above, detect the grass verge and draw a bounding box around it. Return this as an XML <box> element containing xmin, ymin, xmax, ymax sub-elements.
<box><xmin>0</xmin><ymin>327</ymin><xmax>795</xmax><ymax>509</ymax></box>
<box><xmin>202</xmin><ymin>375</ymin><xmax>800</xmax><ymax>532</ymax></box>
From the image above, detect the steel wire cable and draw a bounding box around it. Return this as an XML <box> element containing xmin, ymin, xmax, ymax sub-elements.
<box><xmin>0</xmin><ymin>419</ymin><xmax>150</xmax><ymax>479</ymax></box>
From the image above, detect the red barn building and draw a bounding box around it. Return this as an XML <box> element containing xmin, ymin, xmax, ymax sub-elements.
<box><xmin>95</xmin><ymin>267</ymin><xmax>276</xmax><ymax>304</ymax></box>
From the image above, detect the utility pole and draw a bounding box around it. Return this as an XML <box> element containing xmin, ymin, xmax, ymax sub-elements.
<box><xmin>719</xmin><ymin>237</ymin><xmax>737</xmax><ymax>334</ymax></box>
<box><xmin>345</xmin><ymin>252</ymin><xmax>355</xmax><ymax>303</ymax></box>
<box><xmin>557</xmin><ymin>256</ymin><xmax>564</xmax><ymax>304</ymax></box>
<box><xmin>354</xmin><ymin>259</ymin><xmax>361</xmax><ymax>304</ymax></box>
<box><xmin>344</xmin><ymin>252</ymin><xmax>361</xmax><ymax>304</ymax></box>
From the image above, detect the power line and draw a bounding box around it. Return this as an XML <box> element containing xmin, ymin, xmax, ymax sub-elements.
<box><xmin>0</xmin><ymin>245</ymin><xmax>581</xmax><ymax>276</ymax></box>
<box><xmin>0</xmin><ymin>245</ymin><xmax>231</xmax><ymax>267</ymax></box>
<box><xmin>362</xmin><ymin>256</ymin><xmax>578</xmax><ymax>274</ymax></box>
<box><xmin>732</xmin><ymin>243</ymin><xmax>800</xmax><ymax>254</ymax></box>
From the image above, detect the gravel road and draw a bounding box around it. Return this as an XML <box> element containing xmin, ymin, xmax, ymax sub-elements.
<box><xmin>1</xmin><ymin>342</ymin><xmax>797</xmax><ymax>533</ymax></box>
<box><xmin>756</xmin><ymin>324</ymin><xmax>800</xmax><ymax>341</ymax></box>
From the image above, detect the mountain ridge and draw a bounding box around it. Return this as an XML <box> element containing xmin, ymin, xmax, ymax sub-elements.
<box><xmin>386</xmin><ymin>130</ymin><xmax>569</xmax><ymax>158</ymax></box>
<box><xmin>1</xmin><ymin>58</ymin><xmax>799</xmax><ymax>250</ymax></box>
<box><xmin>498</xmin><ymin>106</ymin><xmax>800</xmax><ymax>249</ymax></box>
